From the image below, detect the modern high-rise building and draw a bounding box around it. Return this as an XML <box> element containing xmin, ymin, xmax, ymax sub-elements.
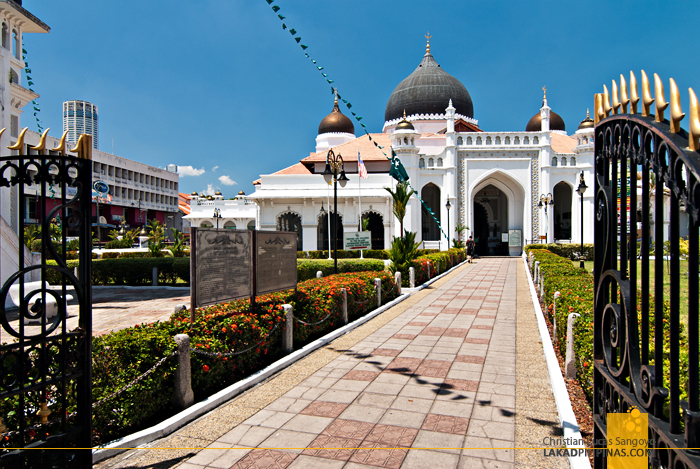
<box><xmin>63</xmin><ymin>99</ymin><xmax>98</xmax><ymax>149</ymax></box>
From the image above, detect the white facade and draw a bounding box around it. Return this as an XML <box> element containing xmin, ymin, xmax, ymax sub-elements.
<box><xmin>0</xmin><ymin>1</ymin><xmax>49</xmax><ymax>287</ymax></box>
<box><xmin>63</xmin><ymin>100</ymin><xmax>98</xmax><ymax>150</ymax></box>
<box><xmin>185</xmin><ymin>193</ymin><xmax>258</xmax><ymax>231</ymax></box>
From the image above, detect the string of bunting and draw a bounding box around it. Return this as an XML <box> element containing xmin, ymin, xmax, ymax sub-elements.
<box><xmin>21</xmin><ymin>46</ymin><xmax>43</xmax><ymax>133</ymax></box>
<box><xmin>262</xmin><ymin>0</ymin><xmax>448</xmax><ymax>241</ymax></box>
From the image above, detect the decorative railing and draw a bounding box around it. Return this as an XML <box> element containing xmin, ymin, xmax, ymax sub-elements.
<box><xmin>593</xmin><ymin>70</ymin><xmax>699</xmax><ymax>468</ymax></box>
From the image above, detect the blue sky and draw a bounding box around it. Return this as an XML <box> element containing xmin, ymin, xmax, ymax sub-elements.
<box><xmin>21</xmin><ymin>0</ymin><xmax>700</xmax><ymax>197</ymax></box>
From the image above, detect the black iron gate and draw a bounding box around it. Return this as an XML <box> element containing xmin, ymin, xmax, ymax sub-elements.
<box><xmin>0</xmin><ymin>130</ymin><xmax>93</xmax><ymax>468</ymax></box>
<box><xmin>594</xmin><ymin>74</ymin><xmax>700</xmax><ymax>467</ymax></box>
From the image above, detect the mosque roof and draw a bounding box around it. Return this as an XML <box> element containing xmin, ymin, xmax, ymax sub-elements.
<box><xmin>551</xmin><ymin>133</ymin><xmax>577</xmax><ymax>154</ymax></box>
<box><xmin>385</xmin><ymin>42</ymin><xmax>473</xmax><ymax>123</ymax></box>
<box><xmin>301</xmin><ymin>133</ymin><xmax>393</xmax><ymax>163</ymax></box>
<box><xmin>318</xmin><ymin>97</ymin><xmax>355</xmax><ymax>135</ymax></box>
<box><xmin>526</xmin><ymin>106</ymin><xmax>566</xmax><ymax>132</ymax></box>
<box><xmin>272</xmin><ymin>162</ymin><xmax>313</xmax><ymax>176</ymax></box>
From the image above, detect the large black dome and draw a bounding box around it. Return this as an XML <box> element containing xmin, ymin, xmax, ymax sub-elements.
<box><xmin>385</xmin><ymin>52</ymin><xmax>473</xmax><ymax>123</ymax></box>
<box><xmin>526</xmin><ymin>105</ymin><xmax>566</xmax><ymax>132</ymax></box>
<box><xmin>318</xmin><ymin>100</ymin><xmax>355</xmax><ymax>135</ymax></box>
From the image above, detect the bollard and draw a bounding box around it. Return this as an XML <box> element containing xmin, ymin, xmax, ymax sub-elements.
<box><xmin>394</xmin><ymin>271</ymin><xmax>401</xmax><ymax>295</ymax></box>
<box><xmin>540</xmin><ymin>274</ymin><xmax>545</xmax><ymax>299</ymax></box>
<box><xmin>565</xmin><ymin>313</ymin><xmax>581</xmax><ymax>378</ymax></box>
<box><xmin>374</xmin><ymin>278</ymin><xmax>381</xmax><ymax>307</ymax></box>
<box><xmin>436</xmin><ymin>261</ymin><xmax>440</xmax><ymax>276</ymax></box>
<box><xmin>316</xmin><ymin>271</ymin><xmax>323</xmax><ymax>278</ymax></box>
<box><xmin>427</xmin><ymin>261</ymin><xmax>431</xmax><ymax>279</ymax></box>
<box><xmin>173</xmin><ymin>334</ymin><xmax>194</xmax><ymax>409</ymax></box>
<box><xmin>340</xmin><ymin>288</ymin><xmax>348</xmax><ymax>324</ymax></box>
<box><xmin>552</xmin><ymin>291</ymin><xmax>561</xmax><ymax>344</ymax></box>
<box><xmin>174</xmin><ymin>304</ymin><xmax>187</xmax><ymax>314</ymax></box>
<box><xmin>534</xmin><ymin>261</ymin><xmax>540</xmax><ymax>283</ymax></box>
<box><xmin>74</xmin><ymin>267</ymin><xmax>79</xmax><ymax>281</ymax></box>
<box><xmin>282</xmin><ymin>304</ymin><xmax>293</xmax><ymax>353</ymax></box>
<box><xmin>152</xmin><ymin>267</ymin><xmax>158</xmax><ymax>286</ymax></box>
<box><xmin>409</xmin><ymin>267</ymin><xmax>415</xmax><ymax>288</ymax></box>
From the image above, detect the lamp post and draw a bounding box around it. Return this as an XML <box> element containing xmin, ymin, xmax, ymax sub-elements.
<box><xmin>213</xmin><ymin>208</ymin><xmax>222</xmax><ymax>229</ymax></box>
<box><xmin>321</xmin><ymin>149</ymin><xmax>349</xmax><ymax>274</ymax></box>
<box><xmin>445</xmin><ymin>197</ymin><xmax>451</xmax><ymax>249</ymax></box>
<box><xmin>576</xmin><ymin>172</ymin><xmax>588</xmax><ymax>269</ymax></box>
<box><xmin>538</xmin><ymin>193</ymin><xmax>554</xmax><ymax>243</ymax></box>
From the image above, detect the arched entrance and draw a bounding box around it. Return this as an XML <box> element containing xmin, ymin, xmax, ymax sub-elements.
<box><xmin>317</xmin><ymin>212</ymin><xmax>343</xmax><ymax>251</ymax></box>
<box><xmin>361</xmin><ymin>211</ymin><xmax>384</xmax><ymax>249</ymax></box>
<box><xmin>473</xmin><ymin>185</ymin><xmax>509</xmax><ymax>255</ymax></box>
<box><xmin>421</xmin><ymin>183</ymin><xmax>441</xmax><ymax>241</ymax></box>
<box><xmin>277</xmin><ymin>212</ymin><xmax>303</xmax><ymax>251</ymax></box>
<box><xmin>553</xmin><ymin>182</ymin><xmax>572</xmax><ymax>241</ymax></box>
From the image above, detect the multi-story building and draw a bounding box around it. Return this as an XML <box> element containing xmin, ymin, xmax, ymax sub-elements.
<box><xmin>0</xmin><ymin>0</ymin><xmax>50</xmax><ymax>286</ymax></box>
<box><xmin>63</xmin><ymin>99</ymin><xmax>98</xmax><ymax>150</ymax></box>
<box><xmin>22</xmin><ymin>130</ymin><xmax>180</xmax><ymax>242</ymax></box>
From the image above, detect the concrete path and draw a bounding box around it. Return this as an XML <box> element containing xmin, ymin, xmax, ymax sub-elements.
<box><xmin>98</xmin><ymin>258</ymin><xmax>567</xmax><ymax>469</ymax></box>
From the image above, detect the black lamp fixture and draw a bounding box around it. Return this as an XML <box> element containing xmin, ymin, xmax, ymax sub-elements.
<box><xmin>538</xmin><ymin>193</ymin><xmax>554</xmax><ymax>243</ymax></box>
<box><xmin>320</xmin><ymin>149</ymin><xmax>348</xmax><ymax>274</ymax></box>
<box><xmin>213</xmin><ymin>207</ymin><xmax>222</xmax><ymax>229</ymax></box>
<box><xmin>445</xmin><ymin>197</ymin><xmax>452</xmax><ymax>247</ymax></box>
<box><xmin>576</xmin><ymin>172</ymin><xmax>588</xmax><ymax>269</ymax></box>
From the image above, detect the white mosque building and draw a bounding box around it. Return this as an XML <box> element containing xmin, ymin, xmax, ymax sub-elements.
<box><xmin>191</xmin><ymin>41</ymin><xmax>596</xmax><ymax>256</ymax></box>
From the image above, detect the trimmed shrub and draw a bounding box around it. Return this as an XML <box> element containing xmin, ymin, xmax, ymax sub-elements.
<box><xmin>296</xmin><ymin>259</ymin><xmax>385</xmax><ymax>281</ymax></box>
<box><xmin>297</xmin><ymin>249</ymin><xmax>389</xmax><ymax>260</ymax></box>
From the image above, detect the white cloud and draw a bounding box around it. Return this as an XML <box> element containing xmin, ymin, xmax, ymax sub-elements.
<box><xmin>177</xmin><ymin>165</ymin><xmax>205</xmax><ymax>177</ymax></box>
<box><xmin>212</xmin><ymin>165</ymin><xmax>219</xmax><ymax>172</ymax></box>
<box><xmin>201</xmin><ymin>184</ymin><xmax>216</xmax><ymax>196</ymax></box>
<box><xmin>218</xmin><ymin>175</ymin><xmax>237</xmax><ymax>186</ymax></box>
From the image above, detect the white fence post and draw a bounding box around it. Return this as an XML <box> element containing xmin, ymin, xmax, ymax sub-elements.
<box><xmin>173</xmin><ymin>334</ymin><xmax>194</xmax><ymax>409</ymax></box>
<box><xmin>374</xmin><ymin>278</ymin><xmax>381</xmax><ymax>307</ymax></box>
<box><xmin>316</xmin><ymin>271</ymin><xmax>323</xmax><ymax>278</ymax></box>
<box><xmin>409</xmin><ymin>267</ymin><xmax>415</xmax><ymax>288</ymax></box>
<box><xmin>282</xmin><ymin>304</ymin><xmax>293</xmax><ymax>353</ymax></box>
<box><xmin>340</xmin><ymin>288</ymin><xmax>348</xmax><ymax>324</ymax></box>
<box><xmin>565</xmin><ymin>313</ymin><xmax>581</xmax><ymax>378</ymax></box>
<box><xmin>394</xmin><ymin>271</ymin><xmax>401</xmax><ymax>295</ymax></box>
<box><xmin>553</xmin><ymin>291</ymin><xmax>561</xmax><ymax>344</ymax></box>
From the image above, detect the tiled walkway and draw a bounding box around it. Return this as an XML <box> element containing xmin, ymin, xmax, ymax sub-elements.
<box><xmin>99</xmin><ymin>258</ymin><xmax>565</xmax><ymax>469</ymax></box>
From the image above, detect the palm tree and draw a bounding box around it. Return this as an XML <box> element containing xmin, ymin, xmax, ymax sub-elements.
<box><xmin>385</xmin><ymin>181</ymin><xmax>414</xmax><ymax>236</ymax></box>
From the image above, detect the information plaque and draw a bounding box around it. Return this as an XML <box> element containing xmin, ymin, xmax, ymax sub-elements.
<box><xmin>508</xmin><ymin>229</ymin><xmax>522</xmax><ymax>247</ymax></box>
<box><xmin>193</xmin><ymin>229</ymin><xmax>252</xmax><ymax>308</ymax></box>
<box><xmin>255</xmin><ymin>231</ymin><xmax>297</xmax><ymax>295</ymax></box>
<box><xmin>344</xmin><ymin>231</ymin><xmax>371</xmax><ymax>250</ymax></box>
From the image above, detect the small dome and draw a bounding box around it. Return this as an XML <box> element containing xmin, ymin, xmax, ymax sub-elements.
<box><xmin>526</xmin><ymin>104</ymin><xmax>566</xmax><ymax>132</ymax></box>
<box><xmin>215</xmin><ymin>190</ymin><xmax>222</xmax><ymax>196</ymax></box>
<box><xmin>190</xmin><ymin>191</ymin><xmax>198</xmax><ymax>196</ymax></box>
<box><xmin>395</xmin><ymin>110</ymin><xmax>415</xmax><ymax>131</ymax></box>
<box><xmin>318</xmin><ymin>99</ymin><xmax>355</xmax><ymax>135</ymax></box>
<box><xmin>385</xmin><ymin>47</ymin><xmax>473</xmax><ymax>122</ymax></box>
<box><xmin>577</xmin><ymin>109</ymin><xmax>594</xmax><ymax>130</ymax></box>
<box><xmin>238</xmin><ymin>190</ymin><xmax>245</xmax><ymax>196</ymax></box>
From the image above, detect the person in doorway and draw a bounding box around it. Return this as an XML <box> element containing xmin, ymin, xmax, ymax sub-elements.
<box><xmin>466</xmin><ymin>236</ymin><xmax>475</xmax><ymax>263</ymax></box>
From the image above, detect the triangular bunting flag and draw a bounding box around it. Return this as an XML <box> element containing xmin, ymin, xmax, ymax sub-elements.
<box><xmin>301</xmin><ymin>44</ymin><xmax>308</xmax><ymax>50</ymax></box>
<box><xmin>289</xmin><ymin>28</ymin><xmax>296</xmax><ymax>35</ymax></box>
<box><xmin>277</xmin><ymin>14</ymin><xmax>285</xmax><ymax>20</ymax></box>
<box><xmin>271</xmin><ymin>5</ymin><xmax>280</xmax><ymax>12</ymax></box>
<box><xmin>295</xmin><ymin>37</ymin><xmax>301</xmax><ymax>43</ymax></box>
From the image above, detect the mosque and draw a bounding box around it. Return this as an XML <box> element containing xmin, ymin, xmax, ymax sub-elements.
<box><xmin>190</xmin><ymin>40</ymin><xmax>595</xmax><ymax>256</ymax></box>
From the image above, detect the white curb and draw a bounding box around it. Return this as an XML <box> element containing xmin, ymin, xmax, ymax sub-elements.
<box><xmin>522</xmin><ymin>253</ymin><xmax>591</xmax><ymax>469</ymax></box>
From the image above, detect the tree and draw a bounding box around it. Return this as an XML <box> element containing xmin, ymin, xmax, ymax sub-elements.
<box><xmin>147</xmin><ymin>219</ymin><xmax>166</xmax><ymax>257</ymax></box>
<box><xmin>167</xmin><ymin>228</ymin><xmax>188</xmax><ymax>257</ymax></box>
<box><xmin>384</xmin><ymin>181</ymin><xmax>414</xmax><ymax>236</ymax></box>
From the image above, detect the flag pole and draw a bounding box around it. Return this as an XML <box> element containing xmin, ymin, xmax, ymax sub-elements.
<box><xmin>358</xmin><ymin>147</ymin><xmax>363</xmax><ymax>259</ymax></box>
<box><xmin>327</xmin><ymin>181</ymin><xmax>332</xmax><ymax>260</ymax></box>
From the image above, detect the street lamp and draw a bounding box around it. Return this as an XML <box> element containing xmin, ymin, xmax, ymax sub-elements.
<box><xmin>445</xmin><ymin>197</ymin><xmax>451</xmax><ymax>249</ymax></box>
<box><xmin>321</xmin><ymin>149</ymin><xmax>349</xmax><ymax>274</ymax></box>
<box><xmin>213</xmin><ymin>208</ymin><xmax>222</xmax><ymax>229</ymax></box>
<box><xmin>538</xmin><ymin>193</ymin><xmax>554</xmax><ymax>243</ymax></box>
<box><xmin>576</xmin><ymin>172</ymin><xmax>588</xmax><ymax>269</ymax></box>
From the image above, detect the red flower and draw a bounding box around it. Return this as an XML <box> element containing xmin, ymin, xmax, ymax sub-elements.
<box><xmin>28</xmin><ymin>430</ymin><xmax>36</xmax><ymax>438</ymax></box>
<box><xmin>222</xmin><ymin>328</ymin><xmax>227</xmax><ymax>333</ymax></box>
<box><xmin>203</xmin><ymin>365</ymin><xmax>210</xmax><ymax>372</ymax></box>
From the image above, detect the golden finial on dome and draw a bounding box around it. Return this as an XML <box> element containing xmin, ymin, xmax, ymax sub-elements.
<box><xmin>425</xmin><ymin>32</ymin><xmax>432</xmax><ymax>54</ymax></box>
<box><xmin>334</xmin><ymin>87</ymin><xmax>338</xmax><ymax>105</ymax></box>
<box><xmin>542</xmin><ymin>86</ymin><xmax>547</xmax><ymax>100</ymax></box>
<box><xmin>586</xmin><ymin>109</ymin><xmax>590</xmax><ymax>119</ymax></box>
<box><xmin>403</xmin><ymin>109</ymin><xmax>406</xmax><ymax>119</ymax></box>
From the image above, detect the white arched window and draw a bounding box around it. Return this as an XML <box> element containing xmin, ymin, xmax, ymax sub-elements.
<box><xmin>437</xmin><ymin>158</ymin><xmax>443</xmax><ymax>167</ymax></box>
<box><xmin>505</xmin><ymin>136</ymin><xmax>510</xmax><ymax>145</ymax></box>
<box><xmin>457</xmin><ymin>136</ymin><xmax>463</xmax><ymax>145</ymax></box>
<box><xmin>561</xmin><ymin>157</ymin><xmax>567</xmax><ymax>166</ymax></box>
<box><xmin>570</xmin><ymin>157</ymin><xmax>576</xmax><ymax>166</ymax></box>
<box><xmin>552</xmin><ymin>157</ymin><xmax>558</xmax><ymax>167</ymax></box>
<box><xmin>467</xmin><ymin>136</ymin><xmax>473</xmax><ymax>145</ymax></box>
<box><xmin>524</xmin><ymin>136</ymin><xmax>529</xmax><ymax>144</ymax></box>
<box><xmin>1</xmin><ymin>23</ymin><xmax>7</xmax><ymax>49</ymax></box>
<box><xmin>419</xmin><ymin>158</ymin><xmax>425</xmax><ymax>168</ymax></box>
<box><xmin>514</xmin><ymin>136</ymin><xmax>520</xmax><ymax>145</ymax></box>
<box><xmin>428</xmin><ymin>158</ymin><xmax>434</xmax><ymax>167</ymax></box>
<box><xmin>533</xmin><ymin>136</ymin><xmax>539</xmax><ymax>144</ymax></box>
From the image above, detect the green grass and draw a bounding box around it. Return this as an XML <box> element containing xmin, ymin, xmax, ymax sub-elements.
<box><xmin>581</xmin><ymin>259</ymin><xmax>696</xmax><ymax>327</ymax></box>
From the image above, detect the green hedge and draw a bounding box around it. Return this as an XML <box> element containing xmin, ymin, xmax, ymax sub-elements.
<box><xmin>297</xmin><ymin>249</ymin><xmax>389</xmax><ymax>259</ymax></box>
<box><xmin>524</xmin><ymin>243</ymin><xmax>594</xmax><ymax>260</ymax></box>
<box><xmin>296</xmin><ymin>259</ymin><xmax>385</xmax><ymax>281</ymax></box>
<box><xmin>393</xmin><ymin>249</ymin><xmax>466</xmax><ymax>287</ymax></box>
<box><xmin>75</xmin><ymin>271</ymin><xmax>398</xmax><ymax>445</ymax></box>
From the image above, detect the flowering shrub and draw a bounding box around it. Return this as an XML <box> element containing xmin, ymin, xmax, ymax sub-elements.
<box><xmin>408</xmin><ymin>249</ymin><xmax>466</xmax><ymax>286</ymax></box>
<box><xmin>296</xmin><ymin>259</ymin><xmax>385</xmax><ymax>281</ymax></box>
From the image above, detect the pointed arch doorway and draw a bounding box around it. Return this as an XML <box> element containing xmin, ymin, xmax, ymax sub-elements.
<box><xmin>473</xmin><ymin>184</ymin><xmax>509</xmax><ymax>256</ymax></box>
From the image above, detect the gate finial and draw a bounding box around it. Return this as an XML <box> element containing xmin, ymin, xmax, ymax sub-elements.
<box><xmin>69</xmin><ymin>134</ymin><xmax>92</xmax><ymax>160</ymax></box>
<box><xmin>641</xmin><ymin>70</ymin><xmax>654</xmax><ymax>117</ymax></box>
<box><xmin>612</xmin><ymin>80</ymin><xmax>620</xmax><ymax>114</ymax></box>
<box><xmin>7</xmin><ymin>128</ymin><xmax>27</xmax><ymax>150</ymax></box>
<box><xmin>50</xmin><ymin>130</ymin><xmax>69</xmax><ymax>154</ymax></box>
<box><xmin>654</xmin><ymin>73</ymin><xmax>669</xmax><ymax>123</ymax></box>
<box><xmin>620</xmin><ymin>74</ymin><xmax>629</xmax><ymax>113</ymax></box>
<box><xmin>689</xmin><ymin>87</ymin><xmax>700</xmax><ymax>152</ymax></box>
<box><xmin>594</xmin><ymin>93</ymin><xmax>604</xmax><ymax>125</ymax></box>
<box><xmin>603</xmin><ymin>85</ymin><xmax>612</xmax><ymax>117</ymax></box>
<box><xmin>30</xmin><ymin>128</ymin><xmax>50</xmax><ymax>153</ymax></box>
<box><xmin>669</xmin><ymin>78</ymin><xmax>684</xmax><ymax>133</ymax></box>
<box><xmin>630</xmin><ymin>71</ymin><xmax>640</xmax><ymax>114</ymax></box>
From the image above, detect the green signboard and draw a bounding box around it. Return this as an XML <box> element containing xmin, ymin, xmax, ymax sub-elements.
<box><xmin>344</xmin><ymin>231</ymin><xmax>372</xmax><ymax>250</ymax></box>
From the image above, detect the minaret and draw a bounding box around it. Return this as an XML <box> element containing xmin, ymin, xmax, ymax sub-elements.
<box><xmin>540</xmin><ymin>86</ymin><xmax>551</xmax><ymax>132</ymax></box>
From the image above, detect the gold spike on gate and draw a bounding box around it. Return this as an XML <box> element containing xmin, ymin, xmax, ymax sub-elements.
<box><xmin>8</xmin><ymin>127</ymin><xmax>27</xmax><ymax>150</ymax></box>
<box><xmin>669</xmin><ymin>78</ymin><xmax>685</xmax><ymax>133</ymax></box>
<box><xmin>30</xmin><ymin>128</ymin><xmax>50</xmax><ymax>154</ymax></box>
<box><xmin>630</xmin><ymin>71</ymin><xmax>640</xmax><ymax>114</ymax></box>
<box><xmin>612</xmin><ymin>79</ymin><xmax>620</xmax><ymax>114</ymax></box>
<box><xmin>69</xmin><ymin>134</ymin><xmax>92</xmax><ymax>161</ymax></box>
<box><xmin>620</xmin><ymin>74</ymin><xmax>629</xmax><ymax>113</ymax></box>
<box><xmin>654</xmin><ymin>73</ymin><xmax>669</xmax><ymax>122</ymax></box>
<box><xmin>689</xmin><ymin>87</ymin><xmax>700</xmax><ymax>152</ymax></box>
<box><xmin>50</xmin><ymin>130</ymin><xmax>69</xmax><ymax>155</ymax></box>
<box><xmin>641</xmin><ymin>70</ymin><xmax>654</xmax><ymax>117</ymax></box>
<box><xmin>603</xmin><ymin>85</ymin><xmax>612</xmax><ymax>117</ymax></box>
<box><xmin>594</xmin><ymin>93</ymin><xmax>604</xmax><ymax>125</ymax></box>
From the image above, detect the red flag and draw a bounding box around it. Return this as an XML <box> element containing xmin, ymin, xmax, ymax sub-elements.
<box><xmin>358</xmin><ymin>151</ymin><xmax>368</xmax><ymax>179</ymax></box>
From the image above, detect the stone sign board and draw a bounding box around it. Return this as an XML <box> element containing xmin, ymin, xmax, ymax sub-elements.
<box><xmin>508</xmin><ymin>229</ymin><xmax>522</xmax><ymax>247</ymax></box>
<box><xmin>192</xmin><ymin>228</ymin><xmax>252</xmax><ymax>308</ymax></box>
<box><xmin>255</xmin><ymin>231</ymin><xmax>297</xmax><ymax>295</ymax></box>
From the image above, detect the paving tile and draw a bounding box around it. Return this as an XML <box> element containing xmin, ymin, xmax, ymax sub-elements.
<box><xmin>281</xmin><ymin>414</ymin><xmax>334</xmax><ymax>434</ymax></box>
<box><xmin>302</xmin><ymin>434</ymin><xmax>362</xmax><ymax>461</ymax></box>
<box><xmin>430</xmin><ymin>400</ymin><xmax>474</xmax><ymax>418</ymax></box>
<box><xmin>421</xmin><ymin>327</ymin><xmax>447</xmax><ymax>336</ymax></box>
<box><xmin>287</xmin><ymin>454</ymin><xmax>347</xmax><ymax>469</ymax></box>
<box><xmin>403</xmin><ymin>448</ymin><xmax>460</xmax><ymax>468</ymax></box>
<box><xmin>364</xmin><ymin>424</ymin><xmax>419</xmax><ymax>447</ymax></box>
<box><xmin>443</xmin><ymin>378</ymin><xmax>479</xmax><ymax>392</ymax></box>
<box><xmin>412</xmin><ymin>430</ymin><xmax>464</xmax><ymax>454</ymax></box>
<box><xmin>300</xmin><ymin>401</ymin><xmax>349</xmax><ymax>418</ymax></box>
<box><xmin>378</xmin><ymin>409</ymin><xmax>426</xmax><ymax>429</ymax></box>
<box><xmin>390</xmin><ymin>396</ymin><xmax>434</xmax><ymax>414</ymax></box>
<box><xmin>349</xmin><ymin>442</ymin><xmax>409</xmax><ymax>469</ymax></box>
<box><xmin>372</xmin><ymin>348</ymin><xmax>401</xmax><ymax>357</ymax></box>
<box><xmin>392</xmin><ymin>333</ymin><xmax>417</xmax><ymax>340</ymax></box>
<box><xmin>357</xmin><ymin>392</ymin><xmax>397</xmax><ymax>408</ymax></box>
<box><xmin>230</xmin><ymin>448</ymin><xmax>297</xmax><ymax>468</ymax></box>
<box><xmin>464</xmin><ymin>338</ymin><xmax>490</xmax><ymax>344</ymax></box>
<box><xmin>421</xmin><ymin>413</ymin><xmax>470</xmax><ymax>435</ymax></box>
<box><xmin>207</xmin><ymin>446</ymin><xmax>252</xmax><ymax>468</ymax></box>
<box><xmin>323</xmin><ymin>418</ymin><xmax>375</xmax><ymax>439</ymax></box>
<box><xmin>339</xmin><ymin>403</ymin><xmax>387</xmax><ymax>423</ymax></box>
<box><xmin>318</xmin><ymin>389</ymin><xmax>361</xmax><ymax>404</ymax></box>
